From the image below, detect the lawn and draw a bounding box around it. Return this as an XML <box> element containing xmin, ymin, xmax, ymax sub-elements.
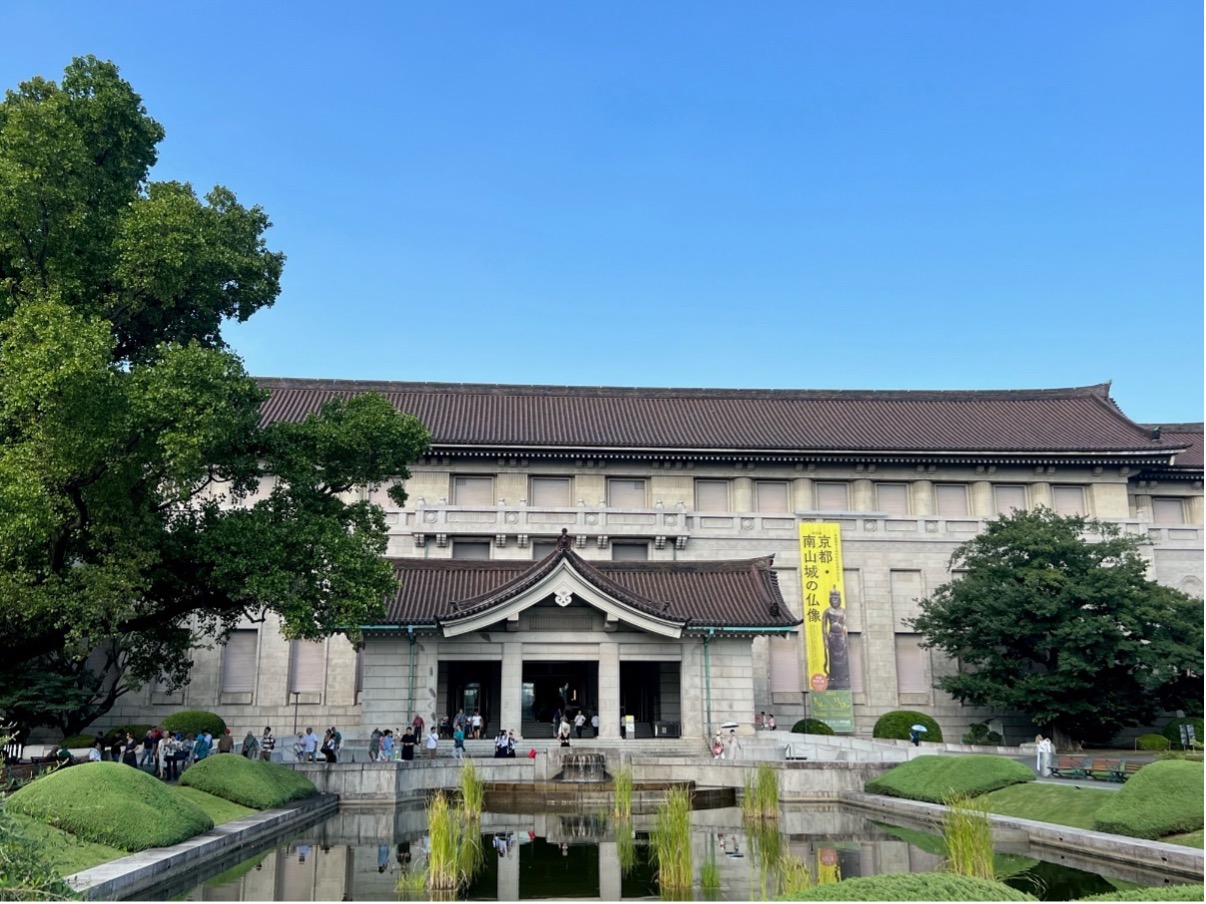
<box><xmin>5</xmin><ymin>785</ymin><xmax>255</xmax><ymax>877</ymax></box>
<box><xmin>977</xmin><ymin>783</ymin><xmax>1116</xmax><ymax>830</ymax></box>
<box><xmin>976</xmin><ymin>782</ymin><xmax>1204</xmax><ymax>847</ymax></box>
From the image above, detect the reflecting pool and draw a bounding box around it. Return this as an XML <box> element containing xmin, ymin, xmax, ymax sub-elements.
<box><xmin>161</xmin><ymin>805</ymin><xmax>1170</xmax><ymax>901</ymax></box>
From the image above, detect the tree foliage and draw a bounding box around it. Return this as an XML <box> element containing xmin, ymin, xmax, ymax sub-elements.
<box><xmin>0</xmin><ymin>57</ymin><xmax>430</xmax><ymax>733</ymax></box>
<box><xmin>909</xmin><ymin>509</ymin><xmax>1203</xmax><ymax>746</ymax></box>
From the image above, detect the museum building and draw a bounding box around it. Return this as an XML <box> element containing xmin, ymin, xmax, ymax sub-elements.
<box><xmin>105</xmin><ymin>380</ymin><xmax>1204</xmax><ymax>744</ymax></box>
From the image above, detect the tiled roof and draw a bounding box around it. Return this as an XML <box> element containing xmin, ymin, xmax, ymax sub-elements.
<box><xmin>257</xmin><ymin>379</ymin><xmax>1179</xmax><ymax>459</ymax></box>
<box><xmin>381</xmin><ymin>549</ymin><xmax>798</xmax><ymax>629</ymax></box>
<box><xmin>1143</xmin><ymin>424</ymin><xmax>1203</xmax><ymax>470</ymax></box>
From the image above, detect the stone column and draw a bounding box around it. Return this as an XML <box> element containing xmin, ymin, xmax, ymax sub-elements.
<box><xmin>497</xmin><ymin>843</ymin><xmax>520</xmax><ymax>900</ymax></box>
<box><xmin>910</xmin><ymin>479</ymin><xmax>934</xmax><ymax>516</ymax></box>
<box><xmin>599</xmin><ymin>841</ymin><xmax>621</xmax><ymax>901</ymax></box>
<box><xmin>852</xmin><ymin>479</ymin><xmax>874</xmax><ymax>512</ymax></box>
<box><xmin>733</xmin><ymin>477</ymin><xmax>754</xmax><ymax>512</ymax></box>
<box><xmin>1030</xmin><ymin>481</ymin><xmax>1052</xmax><ymax>509</ymax></box>
<box><xmin>792</xmin><ymin>477</ymin><xmax>813</xmax><ymax>512</ymax></box>
<box><xmin>598</xmin><ymin>643</ymin><xmax>620</xmax><ymax>739</ymax></box>
<box><xmin>500</xmin><ymin>642</ymin><xmax>523</xmax><ymax>738</ymax></box>
<box><xmin>970</xmin><ymin>481</ymin><xmax>994</xmax><ymax>518</ymax></box>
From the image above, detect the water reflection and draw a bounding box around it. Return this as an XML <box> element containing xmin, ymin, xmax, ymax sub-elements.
<box><xmin>170</xmin><ymin>805</ymin><xmax>1167</xmax><ymax>902</ymax></box>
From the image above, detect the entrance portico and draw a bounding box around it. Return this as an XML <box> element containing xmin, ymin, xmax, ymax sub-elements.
<box><xmin>359</xmin><ymin>545</ymin><xmax>799</xmax><ymax>741</ymax></box>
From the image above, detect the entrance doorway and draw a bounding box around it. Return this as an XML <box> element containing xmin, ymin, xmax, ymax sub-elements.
<box><xmin>442</xmin><ymin>661</ymin><xmax>501</xmax><ymax>738</ymax></box>
<box><xmin>521</xmin><ymin>661</ymin><xmax>598</xmax><ymax>738</ymax></box>
<box><xmin>619</xmin><ymin>661</ymin><xmax>682</xmax><ymax>738</ymax></box>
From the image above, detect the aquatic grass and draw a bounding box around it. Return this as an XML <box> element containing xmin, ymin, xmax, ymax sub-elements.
<box><xmin>942</xmin><ymin>794</ymin><xmax>996</xmax><ymax>880</ymax></box>
<box><xmin>459</xmin><ymin>759</ymin><xmax>485</xmax><ymax>820</ymax></box>
<box><xmin>395</xmin><ymin>863</ymin><xmax>427</xmax><ymax>896</ymax></box>
<box><xmin>778</xmin><ymin>850</ymin><xmax>814</xmax><ymax>897</ymax></box>
<box><xmin>425</xmin><ymin>792</ymin><xmax>465</xmax><ymax>891</ymax></box>
<box><xmin>650</xmin><ymin>786</ymin><xmax>692</xmax><ymax>892</ymax></box>
<box><xmin>616</xmin><ymin>818</ymin><xmax>637</xmax><ymax>877</ymax></box>
<box><xmin>742</xmin><ymin>764</ymin><xmax>780</xmax><ymax>820</ymax></box>
<box><xmin>613</xmin><ymin>765</ymin><xmax>634</xmax><ymax>820</ymax></box>
<box><xmin>699</xmin><ymin>856</ymin><xmax>721</xmax><ymax>898</ymax></box>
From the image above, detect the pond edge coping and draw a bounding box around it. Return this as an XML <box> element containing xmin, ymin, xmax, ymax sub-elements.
<box><xmin>839</xmin><ymin>790</ymin><xmax>1204</xmax><ymax>883</ymax></box>
<box><xmin>64</xmin><ymin>793</ymin><xmax>338</xmax><ymax>900</ymax></box>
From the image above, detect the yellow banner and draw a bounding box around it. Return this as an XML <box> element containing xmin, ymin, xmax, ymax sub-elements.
<box><xmin>816</xmin><ymin>847</ymin><xmax>842</xmax><ymax>885</ymax></box>
<box><xmin>798</xmin><ymin>523</ymin><xmax>847</xmax><ymax>692</ymax></box>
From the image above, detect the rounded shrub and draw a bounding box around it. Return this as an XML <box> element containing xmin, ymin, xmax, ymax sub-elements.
<box><xmin>179</xmin><ymin>753</ymin><xmax>316</xmax><ymax>809</ymax></box>
<box><xmin>1078</xmin><ymin>885</ymin><xmax>1204</xmax><ymax>902</ymax></box>
<box><xmin>1162</xmin><ymin>717</ymin><xmax>1204</xmax><ymax>749</ymax></box>
<box><xmin>1135</xmin><ymin>733</ymin><xmax>1170</xmax><ymax>751</ymax></box>
<box><xmin>6</xmin><ymin>761</ymin><xmax>213</xmax><ymax>850</ymax></box>
<box><xmin>162</xmin><ymin>710</ymin><xmax>227</xmax><ymax>737</ymax></box>
<box><xmin>111</xmin><ymin>723</ymin><xmax>154</xmax><ymax>741</ymax></box>
<box><xmin>1092</xmin><ymin>760</ymin><xmax>1203</xmax><ymax>840</ymax></box>
<box><xmin>865</xmin><ymin>754</ymin><xmax>1034</xmax><ymax>803</ymax></box>
<box><xmin>779</xmin><ymin>872</ymin><xmax>1035</xmax><ymax>901</ymax></box>
<box><xmin>791</xmin><ymin>718</ymin><xmax>835</xmax><ymax>735</ymax></box>
<box><xmin>873</xmin><ymin>711</ymin><xmax>943</xmax><ymax>743</ymax></box>
<box><xmin>962</xmin><ymin>722</ymin><xmax>1003</xmax><ymax>746</ymax></box>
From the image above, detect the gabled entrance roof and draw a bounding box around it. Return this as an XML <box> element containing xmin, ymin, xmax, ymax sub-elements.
<box><xmin>376</xmin><ymin>545</ymin><xmax>799</xmax><ymax>637</ymax></box>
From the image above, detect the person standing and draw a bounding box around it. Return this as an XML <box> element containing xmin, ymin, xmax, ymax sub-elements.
<box><xmin>574</xmin><ymin>711</ymin><xmax>586</xmax><ymax>739</ymax></box>
<box><xmin>426</xmin><ymin>726</ymin><xmax>438</xmax><ymax>759</ymax></box>
<box><xmin>401</xmin><ymin>727</ymin><xmax>415</xmax><ymax>761</ymax></box>
<box><xmin>302</xmin><ymin>727</ymin><xmax>318</xmax><ymax>762</ymax></box>
<box><xmin>590</xmin><ymin>712</ymin><xmax>599</xmax><ymax>738</ymax></box>
<box><xmin>767</xmin><ymin>714</ymin><xmax>776</xmax><ymax>731</ymax></box>
<box><xmin>471</xmin><ymin>709</ymin><xmax>483</xmax><ymax>740</ymax></box>
<box><xmin>260</xmin><ymin>726</ymin><xmax>276</xmax><ymax>762</ymax></box>
<box><xmin>217</xmin><ymin>728</ymin><xmax>234</xmax><ymax>755</ymax></box>
<box><xmin>380</xmin><ymin>729</ymin><xmax>395</xmax><ymax>761</ymax></box>
<box><xmin>241</xmin><ymin>731</ymin><xmax>260</xmax><ymax>758</ymax></box>
<box><xmin>193</xmin><ymin>731</ymin><xmax>211</xmax><ymax>763</ymax></box>
<box><xmin>369</xmin><ymin>727</ymin><xmax>382</xmax><ymax>762</ymax></box>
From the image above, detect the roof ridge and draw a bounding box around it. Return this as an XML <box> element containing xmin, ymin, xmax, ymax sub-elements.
<box><xmin>255</xmin><ymin>376</ymin><xmax>1118</xmax><ymax>402</ymax></box>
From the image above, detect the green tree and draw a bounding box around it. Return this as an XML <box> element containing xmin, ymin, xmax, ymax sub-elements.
<box><xmin>908</xmin><ymin>509</ymin><xmax>1203</xmax><ymax>748</ymax></box>
<box><xmin>0</xmin><ymin>57</ymin><xmax>430</xmax><ymax>734</ymax></box>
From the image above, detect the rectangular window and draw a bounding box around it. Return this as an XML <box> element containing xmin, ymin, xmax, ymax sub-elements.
<box><xmin>611</xmin><ymin>542</ymin><xmax>649</xmax><ymax>561</ymax></box>
<box><xmin>453</xmin><ymin>476</ymin><xmax>494</xmax><ymax>506</ymax></box>
<box><xmin>994</xmin><ymin>484</ymin><xmax>1028</xmax><ymax>514</ymax></box>
<box><xmin>288</xmin><ymin>639</ymin><xmax>325</xmax><ymax>695</ymax></box>
<box><xmin>894</xmin><ymin>635</ymin><xmax>929</xmax><ymax>695</ymax></box>
<box><xmin>607</xmin><ymin>478</ymin><xmax>647</xmax><ymax>508</ymax></box>
<box><xmin>876</xmin><ymin>483</ymin><xmax>910</xmax><ymax>516</ymax></box>
<box><xmin>934</xmin><ymin>484</ymin><xmax>969</xmax><ymax>517</ymax></box>
<box><xmin>755</xmin><ymin>481</ymin><xmax>790</xmax><ymax>513</ymax></box>
<box><xmin>694</xmin><ymin>479</ymin><xmax>730</xmax><ymax>512</ymax></box>
<box><xmin>815</xmin><ymin>482</ymin><xmax>849</xmax><ymax>511</ymax></box>
<box><xmin>1152</xmin><ymin>497</ymin><xmax>1187</xmax><ymax>524</ymax></box>
<box><xmin>221</xmin><ymin>630</ymin><xmax>258</xmax><ymax>694</ymax></box>
<box><xmin>847</xmin><ymin>634</ymin><xmax>865</xmax><ymax>695</ymax></box>
<box><xmin>769</xmin><ymin>636</ymin><xmax>802</xmax><ymax>693</ymax></box>
<box><xmin>530</xmin><ymin>477</ymin><xmax>571</xmax><ymax>507</ymax></box>
<box><xmin>532</xmin><ymin>539</ymin><xmax>559</xmax><ymax>559</ymax></box>
<box><xmin>452</xmin><ymin>539</ymin><xmax>492</xmax><ymax>560</ymax></box>
<box><xmin>1052</xmin><ymin>485</ymin><xmax>1086</xmax><ymax>516</ymax></box>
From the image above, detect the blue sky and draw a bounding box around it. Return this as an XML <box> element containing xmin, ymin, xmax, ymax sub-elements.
<box><xmin>5</xmin><ymin>2</ymin><xmax>1202</xmax><ymax>422</ymax></box>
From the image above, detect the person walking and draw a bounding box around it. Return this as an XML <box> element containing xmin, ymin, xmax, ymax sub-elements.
<box><xmin>369</xmin><ymin>727</ymin><xmax>382</xmax><ymax>762</ymax></box>
<box><xmin>380</xmin><ymin>729</ymin><xmax>395</xmax><ymax>761</ymax></box>
<box><xmin>574</xmin><ymin>711</ymin><xmax>586</xmax><ymax>739</ymax></box>
<box><xmin>241</xmin><ymin>731</ymin><xmax>260</xmax><ymax>758</ymax></box>
<box><xmin>217</xmin><ymin>727</ymin><xmax>234</xmax><ymax>754</ymax></box>
<box><xmin>302</xmin><ymin>727</ymin><xmax>318</xmax><ymax>762</ymax></box>
<box><xmin>452</xmin><ymin>724</ymin><xmax>465</xmax><ymax>761</ymax></box>
<box><xmin>471</xmin><ymin>709</ymin><xmax>483</xmax><ymax>740</ymax></box>
<box><xmin>590</xmin><ymin>712</ymin><xmax>599</xmax><ymax>738</ymax></box>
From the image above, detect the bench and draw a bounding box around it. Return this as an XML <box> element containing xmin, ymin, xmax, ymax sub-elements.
<box><xmin>1048</xmin><ymin>755</ymin><xmax>1090</xmax><ymax>779</ymax></box>
<box><xmin>1109</xmin><ymin>760</ymin><xmax>1144</xmax><ymax>783</ymax></box>
<box><xmin>1086</xmin><ymin>757</ymin><xmax>1117</xmax><ymax>781</ymax></box>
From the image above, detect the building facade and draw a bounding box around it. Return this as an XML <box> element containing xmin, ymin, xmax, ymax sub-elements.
<box><xmin>103</xmin><ymin>381</ymin><xmax>1204</xmax><ymax>745</ymax></box>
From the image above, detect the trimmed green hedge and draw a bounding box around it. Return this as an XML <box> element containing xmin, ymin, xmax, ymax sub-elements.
<box><xmin>179</xmin><ymin>754</ymin><xmax>316</xmax><ymax>809</ymax></box>
<box><xmin>1163</xmin><ymin>717</ymin><xmax>1204</xmax><ymax>749</ymax></box>
<box><xmin>1078</xmin><ymin>885</ymin><xmax>1204</xmax><ymax>901</ymax></box>
<box><xmin>110</xmin><ymin>723</ymin><xmax>154</xmax><ymax>741</ymax></box>
<box><xmin>865</xmin><ymin>755</ymin><xmax>1034</xmax><ymax>803</ymax></box>
<box><xmin>61</xmin><ymin>734</ymin><xmax>101</xmax><ymax>748</ymax></box>
<box><xmin>162</xmin><ymin>710</ymin><xmax>227</xmax><ymax>737</ymax></box>
<box><xmin>962</xmin><ymin>722</ymin><xmax>1003</xmax><ymax>746</ymax></box>
<box><xmin>5</xmin><ymin>762</ymin><xmax>213</xmax><ymax>850</ymax></box>
<box><xmin>1135</xmin><ymin>733</ymin><xmax>1170</xmax><ymax>751</ymax></box>
<box><xmin>778</xmin><ymin>873</ymin><xmax>1035</xmax><ymax>901</ymax></box>
<box><xmin>791</xmin><ymin>719</ymin><xmax>835</xmax><ymax>735</ymax></box>
<box><xmin>1092</xmin><ymin>760</ymin><xmax>1203</xmax><ymax>840</ymax></box>
<box><xmin>872</xmin><ymin>711</ymin><xmax>943</xmax><ymax>743</ymax></box>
